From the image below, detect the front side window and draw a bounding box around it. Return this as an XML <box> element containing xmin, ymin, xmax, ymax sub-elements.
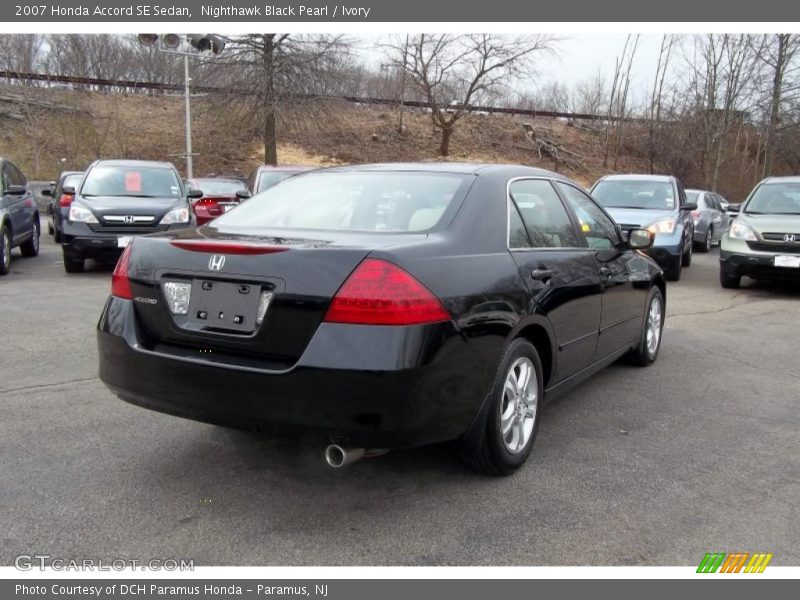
<box><xmin>509</xmin><ymin>179</ymin><xmax>580</xmax><ymax>248</ymax></box>
<box><xmin>214</xmin><ymin>171</ymin><xmax>468</xmax><ymax>232</ymax></box>
<box><xmin>5</xmin><ymin>163</ymin><xmax>25</xmax><ymax>186</ymax></box>
<box><xmin>558</xmin><ymin>183</ymin><xmax>620</xmax><ymax>250</ymax></box>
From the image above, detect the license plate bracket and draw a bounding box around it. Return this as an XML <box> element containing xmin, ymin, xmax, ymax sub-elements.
<box><xmin>186</xmin><ymin>279</ymin><xmax>262</xmax><ymax>333</ymax></box>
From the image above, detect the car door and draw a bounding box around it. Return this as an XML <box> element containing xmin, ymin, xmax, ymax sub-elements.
<box><xmin>3</xmin><ymin>161</ymin><xmax>31</xmax><ymax>243</ymax></box>
<box><xmin>507</xmin><ymin>178</ymin><xmax>602</xmax><ymax>382</ymax></box>
<box><xmin>557</xmin><ymin>182</ymin><xmax>648</xmax><ymax>361</ymax></box>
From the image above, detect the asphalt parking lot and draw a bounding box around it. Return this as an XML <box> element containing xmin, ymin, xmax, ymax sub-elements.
<box><xmin>1</xmin><ymin>223</ymin><xmax>799</xmax><ymax>566</ymax></box>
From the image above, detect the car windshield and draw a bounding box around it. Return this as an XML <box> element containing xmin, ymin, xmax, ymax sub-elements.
<box><xmin>745</xmin><ymin>182</ymin><xmax>800</xmax><ymax>215</ymax></box>
<box><xmin>214</xmin><ymin>171</ymin><xmax>468</xmax><ymax>232</ymax></box>
<box><xmin>593</xmin><ymin>180</ymin><xmax>676</xmax><ymax>210</ymax></box>
<box><xmin>81</xmin><ymin>166</ymin><xmax>182</xmax><ymax>198</ymax></box>
<box><xmin>192</xmin><ymin>179</ymin><xmax>245</xmax><ymax>195</ymax></box>
<box><xmin>257</xmin><ymin>172</ymin><xmax>296</xmax><ymax>193</ymax></box>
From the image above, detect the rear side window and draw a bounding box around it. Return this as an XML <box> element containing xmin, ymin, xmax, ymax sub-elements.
<box><xmin>509</xmin><ymin>179</ymin><xmax>580</xmax><ymax>248</ymax></box>
<box><xmin>214</xmin><ymin>172</ymin><xmax>468</xmax><ymax>232</ymax></box>
<box><xmin>508</xmin><ymin>199</ymin><xmax>532</xmax><ymax>248</ymax></box>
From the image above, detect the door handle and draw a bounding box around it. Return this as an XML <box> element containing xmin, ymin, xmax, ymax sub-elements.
<box><xmin>530</xmin><ymin>268</ymin><xmax>553</xmax><ymax>281</ymax></box>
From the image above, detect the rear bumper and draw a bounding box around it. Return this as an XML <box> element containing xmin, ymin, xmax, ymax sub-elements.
<box><xmin>97</xmin><ymin>297</ymin><xmax>497</xmax><ymax>448</ymax></box>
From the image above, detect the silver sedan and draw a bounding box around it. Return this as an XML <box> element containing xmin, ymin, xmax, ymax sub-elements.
<box><xmin>686</xmin><ymin>189</ymin><xmax>730</xmax><ymax>252</ymax></box>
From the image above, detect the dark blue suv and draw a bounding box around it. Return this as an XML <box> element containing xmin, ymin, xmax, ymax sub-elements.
<box><xmin>0</xmin><ymin>158</ymin><xmax>40</xmax><ymax>275</ymax></box>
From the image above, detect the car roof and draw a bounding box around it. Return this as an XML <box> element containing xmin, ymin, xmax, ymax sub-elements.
<box><xmin>92</xmin><ymin>159</ymin><xmax>175</xmax><ymax>169</ymax></box>
<box><xmin>686</xmin><ymin>188</ymin><xmax>711</xmax><ymax>194</ymax></box>
<box><xmin>598</xmin><ymin>174</ymin><xmax>673</xmax><ymax>182</ymax></box>
<box><xmin>257</xmin><ymin>165</ymin><xmax>315</xmax><ymax>172</ymax></box>
<box><xmin>318</xmin><ymin>162</ymin><xmax>566</xmax><ymax>179</ymax></box>
<box><xmin>760</xmin><ymin>176</ymin><xmax>800</xmax><ymax>184</ymax></box>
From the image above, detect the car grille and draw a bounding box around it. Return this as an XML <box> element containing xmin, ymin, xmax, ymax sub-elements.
<box><xmin>762</xmin><ymin>232</ymin><xmax>800</xmax><ymax>242</ymax></box>
<box><xmin>747</xmin><ymin>241</ymin><xmax>800</xmax><ymax>254</ymax></box>
<box><xmin>88</xmin><ymin>224</ymin><xmax>169</xmax><ymax>234</ymax></box>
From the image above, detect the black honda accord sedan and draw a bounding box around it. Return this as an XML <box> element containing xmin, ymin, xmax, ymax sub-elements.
<box><xmin>98</xmin><ymin>163</ymin><xmax>666</xmax><ymax>475</ymax></box>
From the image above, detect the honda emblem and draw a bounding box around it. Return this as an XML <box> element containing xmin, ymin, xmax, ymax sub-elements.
<box><xmin>784</xmin><ymin>233</ymin><xmax>797</xmax><ymax>243</ymax></box>
<box><xmin>123</xmin><ymin>215</ymin><xmax>135</xmax><ymax>224</ymax></box>
<box><xmin>208</xmin><ymin>255</ymin><xmax>226</xmax><ymax>271</ymax></box>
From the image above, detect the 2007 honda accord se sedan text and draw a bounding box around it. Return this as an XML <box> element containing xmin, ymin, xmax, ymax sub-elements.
<box><xmin>97</xmin><ymin>163</ymin><xmax>666</xmax><ymax>475</ymax></box>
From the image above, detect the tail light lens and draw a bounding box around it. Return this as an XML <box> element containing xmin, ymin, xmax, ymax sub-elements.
<box><xmin>324</xmin><ymin>258</ymin><xmax>450</xmax><ymax>326</ymax></box>
<box><xmin>111</xmin><ymin>243</ymin><xmax>134</xmax><ymax>300</ymax></box>
<box><xmin>59</xmin><ymin>193</ymin><xmax>74</xmax><ymax>208</ymax></box>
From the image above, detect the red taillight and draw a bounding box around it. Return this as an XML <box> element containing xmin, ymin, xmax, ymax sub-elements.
<box><xmin>59</xmin><ymin>193</ymin><xmax>74</xmax><ymax>208</ymax></box>
<box><xmin>324</xmin><ymin>258</ymin><xmax>450</xmax><ymax>326</ymax></box>
<box><xmin>691</xmin><ymin>210</ymin><xmax>701</xmax><ymax>219</ymax></box>
<box><xmin>197</xmin><ymin>198</ymin><xmax>218</xmax><ymax>205</ymax></box>
<box><xmin>169</xmin><ymin>240</ymin><xmax>288</xmax><ymax>255</ymax></box>
<box><xmin>111</xmin><ymin>243</ymin><xmax>134</xmax><ymax>300</ymax></box>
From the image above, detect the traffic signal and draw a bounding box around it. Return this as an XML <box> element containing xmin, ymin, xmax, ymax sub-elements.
<box><xmin>188</xmin><ymin>34</ymin><xmax>226</xmax><ymax>55</ymax></box>
<box><xmin>137</xmin><ymin>34</ymin><xmax>158</xmax><ymax>46</ymax></box>
<box><xmin>161</xmin><ymin>34</ymin><xmax>181</xmax><ymax>49</ymax></box>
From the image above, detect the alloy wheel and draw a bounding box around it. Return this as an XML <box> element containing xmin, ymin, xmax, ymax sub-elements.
<box><xmin>500</xmin><ymin>357</ymin><xmax>538</xmax><ymax>454</ymax></box>
<box><xmin>646</xmin><ymin>296</ymin><xmax>663</xmax><ymax>356</ymax></box>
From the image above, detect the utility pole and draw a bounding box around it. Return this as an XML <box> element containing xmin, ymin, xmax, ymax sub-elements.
<box><xmin>183</xmin><ymin>55</ymin><xmax>193</xmax><ymax>178</ymax></box>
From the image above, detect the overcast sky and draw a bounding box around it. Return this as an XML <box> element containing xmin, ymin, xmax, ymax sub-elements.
<box><xmin>359</xmin><ymin>33</ymin><xmax>676</xmax><ymax>102</ymax></box>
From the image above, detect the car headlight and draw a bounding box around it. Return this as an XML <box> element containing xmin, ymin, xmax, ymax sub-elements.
<box><xmin>68</xmin><ymin>204</ymin><xmax>98</xmax><ymax>223</ymax></box>
<box><xmin>161</xmin><ymin>207</ymin><xmax>190</xmax><ymax>225</ymax></box>
<box><xmin>729</xmin><ymin>221</ymin><xmax>757</xmax><ymax>241</ymax></box>
<box><xmin>646</xmin><ymin>219</ymin><xmax>676</xmax><ymax>234</ymax></box>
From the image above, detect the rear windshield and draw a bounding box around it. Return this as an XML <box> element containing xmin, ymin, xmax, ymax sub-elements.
<box><xmin>192</xmin><ymin>179</ymin><xmax>245</xmax><ymax>195</ymax></box>
<box><xmin>81</xmin><ymin>165</ymin><xmax>182</xmax><ymax>198</ymax></box>
<box><xmin>257</xmin><ymin>172</ymin><xmax>295</xmax><ymax>193</ymax></box>
<box><xmin>745</xmin><ymin>182</ymin><xmax>800</xmax><ymax>215</ymax></box>
<box><xmin>215</xmin><ymin>171</ymin><xmax>468</xmax><ymax>232</ymax></box>
<box><xmin>686</xmin><ymin>191</ymin><xmax>699</xmax><ymax>203</ymax></box>
<box><xmin>62</xmin><ymin>173</ymin><xmax>83</xmax><ymax>190</ymax></box>
<box><xmin>593</xmin><ymin>179</ymin><xmax>676</xmax><ymax>210</ymax></box>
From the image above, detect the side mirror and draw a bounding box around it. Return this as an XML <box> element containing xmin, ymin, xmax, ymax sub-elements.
<box><xmin>236</xmin><ymin>190</ymin><xmax>252</xmax><ymax>200</ymax></box>
<box><xmin>187</xmin><ymin>189</ymin><xmax>204</xmax><ymax>200</ymax></box>
<box><xmin>41</xmin><ymin>188</ymin><xmax>53</xmax><ymax>197</ymax></box>
<box><xmin>681</xmin><ymin>202</ymin><xmax>698</xmax><ymax>211</ymax></box>
<box><xmin>727</xmin><ymin>203</ymin><xmax>741</xmax><ymax>214</ymax></box>
<box><xmin>628</xmin><ymin>228</ymin><xmax>654</xmax><ymax>250</ymax></box>
<box><xmin>62</xmin><ymin>185</ymin><xmax>76</xmax><ymax>195</ymax></box>
<box><xmin>6</xmin><ymin>184</ymin><xmax>26</xmax><ymax>196</ymax></box>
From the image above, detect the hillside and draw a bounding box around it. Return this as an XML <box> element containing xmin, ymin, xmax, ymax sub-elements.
<box><xmin>0</xmin><ymin>84</ymin><xmax>659</xmax><ymax>189</ymax></box>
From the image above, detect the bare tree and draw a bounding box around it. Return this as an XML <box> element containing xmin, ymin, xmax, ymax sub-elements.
<box><xmin>648</xmin><ymin>34</ymin><xmax>677</xmax><ymax>173</ymax></box>
<box><xmin>758</xmin><ymin>34</ymin><xmax>800</xmax><ymax>176</ymax></box>
<box><xmin>207</xmin><ymin>34</ymin><xmax>352</xmax><ymax>165</ymax></box>
<box><xmin>386</xmin><ymin>34</ymin><xmax>556</xmax><ymax>156</ymax></box>
<box><xmin>572</xmin><ymin>71</ymin><xmax>607</xmax><ymax>116</ymax></box>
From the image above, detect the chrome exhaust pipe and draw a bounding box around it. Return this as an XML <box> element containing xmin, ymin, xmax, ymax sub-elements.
<box><xmin>324</xmin><ymin>445</ymin><xmax>387</xmax><ymax>468</ymax></box>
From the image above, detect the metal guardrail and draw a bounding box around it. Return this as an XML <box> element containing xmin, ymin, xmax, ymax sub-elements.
<box><xmin>0</xmin><ymin>69</ymin><xmax>636</xmax><ymax>123</ymax></box>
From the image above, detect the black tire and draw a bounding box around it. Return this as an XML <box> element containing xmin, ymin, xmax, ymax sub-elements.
<box><xmin>720</xmin><ymin>268</ymin><xmax>740</xmax><ymax>289</ymax></box>
<box><xmin>20</xmin><ymin>217</ymin><xmax>40</xmax><ymax>257</ymax></box>
<box><xmin>54</xmin><ymin>226</ymin><xmax>62</xmax><ymax>244</ymax></box>
<box><xmin>0</xmin><ymin>225</ymin><xmax>10</xmax><ymax>276</ymax></box>
<box><xmin>681</xmin><ymin>238</ymin><xmax>692</xmax><ymax>267</ymax></box>
<box><xmin>462</xmin><ymin>338</ymin><xmax>544</xmax><ymax>476</ymax></box>
<box><xmin>48</xmin><ymin>221</ymin><xmax>54</xmax><ymax>235</ymax></box>
<box><xmin>63</xmin><ymin>252</ymin><xmax>84</xmax><ymax>273</ymax></box>
<box><xmin>626</xmin><ymin>286</ymin><xmax>665</xmax><ymax>366</ymax></box>
<box><xmin>664</xmin><ymin>255</ymin><xmax>682</xmax><ymax>281</ymax></box>
<box><xmin>696</xmin><ymin>228</ymin><xmax>712</xmax><ymax>253</ymax></box>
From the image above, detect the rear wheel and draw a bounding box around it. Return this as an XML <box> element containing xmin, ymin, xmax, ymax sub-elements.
<box><xmin>63</xmin><ymin>251</ymin><xmax>84</xmax><ymax>273</ymax></box>
<box><xmin>462</xmin><ymin>338</ymin><xmax>543</xmax><ymax>476</ymax></box>
<box><xmin>54</xmin><ymin>226</ymin><xmax>62</xmax><ymax>244</ymax></box>
<box><xmin>0</xmin><ymin>225</ymin><xmax>10</xmax><ymax>276</ymax></box>
<box><xmin>20</xmin><ymin>218</ymin><xmax>39</xmax><ymax>257</ymax></box>
<box><xmin>664</xmin><ymin>254</ymin><xmax>682</xmax><ymax>281</ymax></box>
<box><xmin>720</xmin><ymin>268</ymin><xmax>740</xmax><ymax>289</ymax></box>
<box><xmin>681</xmin><ymin>238</ymin><xmax>693</xmax><ymax>266</ymax></box>
<box><xmin>627</xmin><ymin>286</ymin><xmax>664</xmax><ymax>366</ymax></box>
<box><xmin>696</xmin><ymin>228</ymin><xmax>712</xmax><ymax>253</ymax></box>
